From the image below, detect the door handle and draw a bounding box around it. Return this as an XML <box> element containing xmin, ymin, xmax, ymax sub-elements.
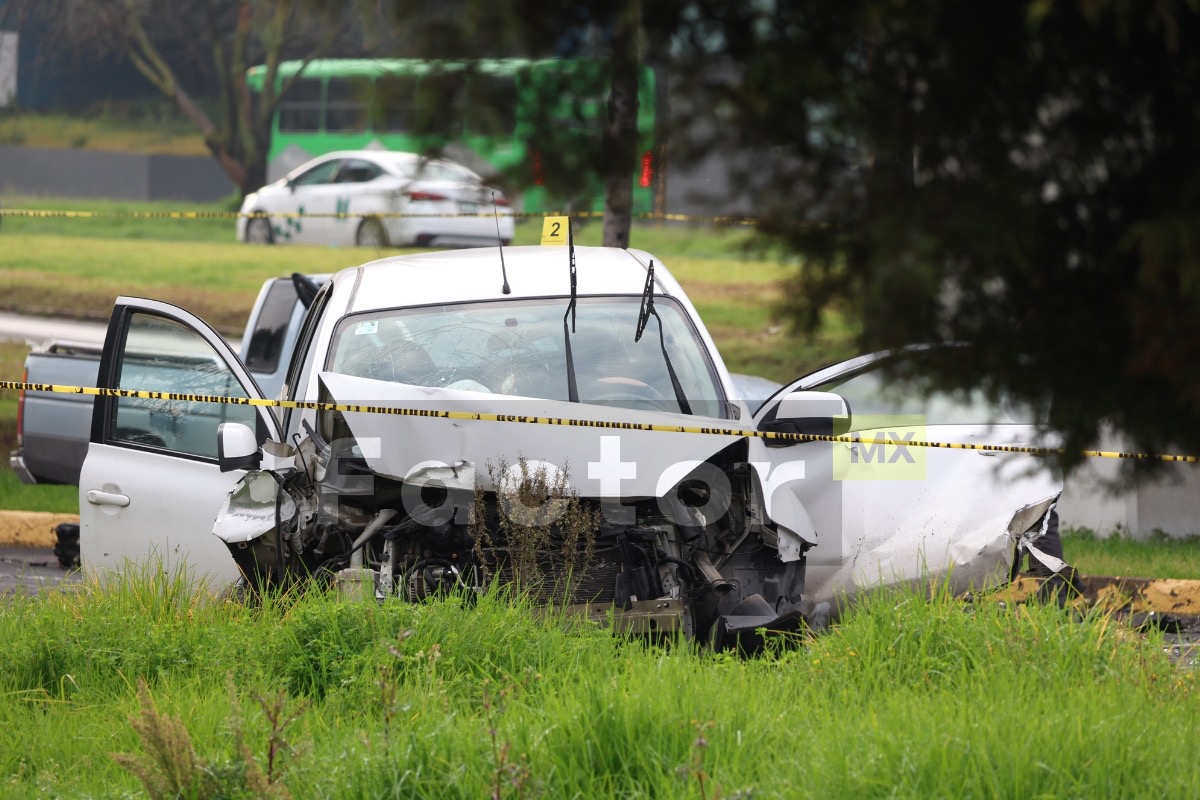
<box><xmin>86</xmin><ymin>490</ymin><xmax>130</xmax><ymax>507</ymax></box>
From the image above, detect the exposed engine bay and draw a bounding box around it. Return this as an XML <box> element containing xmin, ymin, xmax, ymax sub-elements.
<box><xmin>214</xmin><ymin>401</ymin><xmax>809</xmax><ymax>650</ymax></box>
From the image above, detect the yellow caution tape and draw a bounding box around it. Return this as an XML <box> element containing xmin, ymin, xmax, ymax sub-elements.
<box><xmin>0</xmin><ymin>208</ymin><xmax>759</xmax><ymax>225</ymax></box>
<box><xmin>3</xmin><ymin>380</ymin><xmax>1196</xmax><ymax>463</ymax></box>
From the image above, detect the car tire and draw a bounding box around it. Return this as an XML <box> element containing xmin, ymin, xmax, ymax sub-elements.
<box><xmin>356</xmin><ymin>217</ymin><xmax>389</xmax><ymax>248</ymax></box>
<box><xmin>53</xmin><ymin>522</ymin><xmax>81</xmax><ymax>570</ymax></box>
<box><xmin>246</xmin><ymin>216</ymin><xmax>273</xmax><ymax>244</ymax></box>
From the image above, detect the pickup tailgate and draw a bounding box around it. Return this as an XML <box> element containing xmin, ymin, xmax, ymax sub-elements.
<box><xmin>12</xmin><ymin>342</ymin><xmax>100</xmax><ymax>485</ymax></box>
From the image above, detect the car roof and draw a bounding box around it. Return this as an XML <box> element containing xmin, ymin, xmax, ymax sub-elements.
<box><xmin>314</xmin><ymin>150</ymin><xmax>455</xmax><ymax>169</ymax></box>
<box><xmin>314</xmin><ymin>149</ymin><xmax>421</xmax><ymax>162</ymax></box>
<box><xmin>289</xmin><ymin>150</ymin><xmax>476</xmax><ymax>178</ymax></box>
<box><xmin>340</xmin><ymin>246</ymin><xmax>677</xmax><ymax>313</ymax></box>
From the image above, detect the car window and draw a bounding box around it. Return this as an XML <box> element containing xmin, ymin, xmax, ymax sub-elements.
<box><xmin>335</xmin><ymin>159</ymin><xmax>383</xmax><ymax>183</ymax></box>
<box><xmin>111</xmin><ymin>313</ymin><xmax>258</xmax><ymax>458</ymax></box>
<box><xmin>377</xmin><ymin>155</ymin><xmax>419</xmax><ymax>179</ymax></box>
<box><xmin>812</xmin><ymin>356</ymin><xmax>1040</xmax><ymax>427</ymax></box>
<box><xmin>292</xmin><ymin>159</ymin><xmax>343</xmax><ymax>186</ymax></box>
<box><xmin>244</xmin><ymin>279</ymin><xmax>299</xmax><ymax>374</ymax></box>
<box><xmin>419</xmin><ymin>161</ymin><xmax>478</xmax><ymax>182</ymax></box>
<box><xmin>281</xmin><ymin>281</ymin><xmax>332</xmax><ymax>432</ymax></box>
<box><xmin>326</xmin><ymin>296</ymin><xmax>727</xmax><ymax>418</ymax></box>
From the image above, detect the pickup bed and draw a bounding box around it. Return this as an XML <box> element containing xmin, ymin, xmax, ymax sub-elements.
<box><xmin>11</xmin><ymin>341</ymin><xmax>101</xmax><ymax>486</ymax></box>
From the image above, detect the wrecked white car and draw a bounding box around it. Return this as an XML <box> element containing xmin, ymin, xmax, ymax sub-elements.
<box><xmin>78</xmin><ymin>242</ymin><xmax>1060</xmax><ymax>647</ymax></box>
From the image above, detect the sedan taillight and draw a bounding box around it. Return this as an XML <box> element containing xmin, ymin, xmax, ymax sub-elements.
<box><xmin>407</xmin><ymin>191</ymin><xmax>448</xmax><ymax>202</ymax></box>
<box><xmin>493</xmin><ymin>197</ymin><xmax>511</xmax><ymax>207</ymax></box>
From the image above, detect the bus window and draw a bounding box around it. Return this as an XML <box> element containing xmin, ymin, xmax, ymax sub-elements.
<box><xmin>278</xmin><ymin>77</ymin><xmax>323</xmax><ymax>133</ymax></box>
<box><xmin>326</xmin><ymin>77</ymin><xmax>371</xmax><ymax>133</ymax></box>
<box><xmin>373</xmin><ymin>75</ymin><xmax>419</xmax><ymax>133</ymax></box>
<box><xmin>414</xmin><ymin>71</ymin><xmax>466</xmax><ymax>137</ymax></box>
<box><xmin>464</xmin><ymin>75</ymin><xmax>517</xmax><ymax>135</ymax></box>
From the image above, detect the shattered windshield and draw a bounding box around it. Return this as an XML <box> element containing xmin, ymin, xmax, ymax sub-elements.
<box><xmin>327</xmin><ymin>296</ymin><xmax>727</xmax><ymax>418</ymax></box>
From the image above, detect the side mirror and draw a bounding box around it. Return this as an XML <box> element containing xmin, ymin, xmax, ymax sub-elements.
<box><xmin>217</xmin><ymin>422</ymin><xmax>260</xmax><ymax>472</ymax></box>
<box><xmin>766</xmin><ymin>391</ymin><xmax>852</xmax><ymax>438</ymax></box>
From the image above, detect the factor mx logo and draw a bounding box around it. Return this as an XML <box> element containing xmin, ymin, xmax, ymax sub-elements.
<box><xmin>833</xmin><ymin>415</ymin><xmax>926</xmax><ymax>480</ymax></box>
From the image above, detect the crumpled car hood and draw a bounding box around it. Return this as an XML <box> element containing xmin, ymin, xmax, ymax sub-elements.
<box><xmin>317</xmin><ymin>372</ymin><xmax>743</xmax><ymax>499</ymax></box>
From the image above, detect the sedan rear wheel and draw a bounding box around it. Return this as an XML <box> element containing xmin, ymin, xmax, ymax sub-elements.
<box><xmin>245</xmin><ymin>216</ymin><xmax>273</xmax><ymax>244</ymax></box>
<box><xmin>356</xmin><ymin>217</ymin><xmax>389</xmax><ymax>248</ymax></box>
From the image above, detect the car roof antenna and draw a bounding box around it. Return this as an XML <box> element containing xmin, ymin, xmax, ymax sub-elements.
<box><xmin>492</xmin><ymin>192</ymin><xmax>511</xmax><ymax>295</ymax></box>
<box><xmin>562</xmin><ymin>217</ymin><xmax>579</xmax><ymax>402</ymax></box>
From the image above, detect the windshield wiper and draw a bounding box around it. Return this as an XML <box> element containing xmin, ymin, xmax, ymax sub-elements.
<box><xmin>635</xmin><ymin>260</ymin><xmax>692</xmax><ymax>415</ymax></box>
<box><xmin>563</xmin><ymin>220</ymin><xmax>579</xmax><ymax>402</ymax></box>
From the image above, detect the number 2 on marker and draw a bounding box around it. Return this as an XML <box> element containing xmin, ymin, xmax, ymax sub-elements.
<box><xmin>541</xmin><ymin>215</ymin><xmax>569</xmax><ymax>245</ymax></box>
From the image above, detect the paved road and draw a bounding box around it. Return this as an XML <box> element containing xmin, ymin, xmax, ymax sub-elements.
<box><xmin>0</xmin><ymin>311</ymin><xmax>108</xmax><ymax>347</ymax></box>
<box><xmin>0</xmin><ymin>545</ymin><xmax>78</xmax><ymax>595</ymax></box>
<box><xmin>0</xmin><ymin>311</ymin><xmax>242</xmax><ymax>351</ymax></box>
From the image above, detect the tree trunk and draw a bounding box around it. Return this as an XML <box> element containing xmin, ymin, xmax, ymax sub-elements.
<box><xmin>602</xmin><ymin>0</ymin><xmax>640</xmax><ymax>248</ymax></box>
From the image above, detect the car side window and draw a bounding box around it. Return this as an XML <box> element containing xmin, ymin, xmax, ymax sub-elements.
<box><xmin>420</xmin><ymin>162</ymin><xmax>477</xmax><ymax>182</ymax></box>
<box><xmin>335</xmin><ymin>159</ymin><xmax>382</xmax><ymax>183</ymax></box>
<box><xmin>280</xmin><ymin>282</ymin><xmax>332</xmax><ymax>433</ymax></box>
<box><xmin>110</xmin><ymin>313</ymin><xmax>258</xmax><ymax>459</ymax></box>
<box><xmin>292</xmin><ymin>159</ymin><xmax>343</xmax><ymax>187</ymax></box>
<box><xmin>244</xmin><ymin>280</ymin><xmax>299</xmax><ymax>374</ymax></box>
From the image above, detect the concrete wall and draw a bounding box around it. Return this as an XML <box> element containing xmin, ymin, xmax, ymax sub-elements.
<box><xmin>0</xmin><ymin>145</ymin><xmax>235</xmax><ymax>202</ymax></box>
<box><xmin>1058</xmin><ymin>426</ymin><xmax>1200</xmax><ymax>538</ymax></box>
<box><xmin>0</xmin><ymin>32</ymin><xmax>16</xmax><ymax>108</ymax></box>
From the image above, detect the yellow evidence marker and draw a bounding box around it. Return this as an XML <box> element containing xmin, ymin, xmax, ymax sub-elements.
<box><xmin>541</xmin><ymin>215</ymin><xmax>570</xmax><ymax>245</ymax></box>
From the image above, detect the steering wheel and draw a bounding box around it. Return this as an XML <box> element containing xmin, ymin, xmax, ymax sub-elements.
<box><xmin>584</xmin><ymin>378</ymin><xmax>673</xmax><ymax>412</ymax></box>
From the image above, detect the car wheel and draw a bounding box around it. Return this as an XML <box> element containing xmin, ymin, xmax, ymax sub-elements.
<box><xmin>246</xmin><ymin>216</ymin><xmax>273</xmax><ymax>244</ymax></box>
<box><xmin>356</xmin><ymin>217</ymin><xmax>389</xmax><ymax>248</ymax></box>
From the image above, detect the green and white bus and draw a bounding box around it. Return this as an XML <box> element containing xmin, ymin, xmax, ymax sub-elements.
<box><xmin>246</xmin><ymin>58</ymin><xmax>659</xmax><ymax>214</ymax></box>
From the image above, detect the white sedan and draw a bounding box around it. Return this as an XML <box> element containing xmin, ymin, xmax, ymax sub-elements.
<box><xmin>236</xmin><ymin>150</ymin><xmax>514</xmax><ymax>248</ymax></box>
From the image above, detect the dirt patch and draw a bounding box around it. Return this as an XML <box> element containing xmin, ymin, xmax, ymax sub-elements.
<box><xmin>990</xmin><ymin>574</ymin><xmax>1200</xmax><ymax>617</ymax></box>
<box><xmin>1140</xmin><ymin>579</ymin><xmax>1200</xmax><ymax>615</ymax></box>
<box><xmin>0</xmin><ymin>511</ymin><xmax>79</xmax><ymax>548</ymax></box>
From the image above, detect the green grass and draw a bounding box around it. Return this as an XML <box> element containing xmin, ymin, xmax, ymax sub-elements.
<box><xmin>0</xmin><ymin>111</ymin><xmax>208</xmax><ymax>155</ymax></box>
<box><xmin>0</xmin><ymin>469</ymin><xmax>76</xmax><ymax>514</ymax></box>
<box><xmin>0</xmin><ymin>195</ymin><xmax>767</xmax><ymax>251</ymax></box>
<box><xmin>0</xmin><ymin>575</ymin><xmax>1195</xmax><ymax>798</ymax></box>
<box><xmin>0</xmin><ymin>195</ymin><xmax>238</xmax><ymax>241</ymax></box>
<box><xmin>1066</xmin><ymin>528</ymin><xmax>1200</xmax><ymax>579</ymax></box>
<box><xmin>0</xmin><ymin>234</ymin><xmax>372</xmax><ymax>329</ymax></box>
